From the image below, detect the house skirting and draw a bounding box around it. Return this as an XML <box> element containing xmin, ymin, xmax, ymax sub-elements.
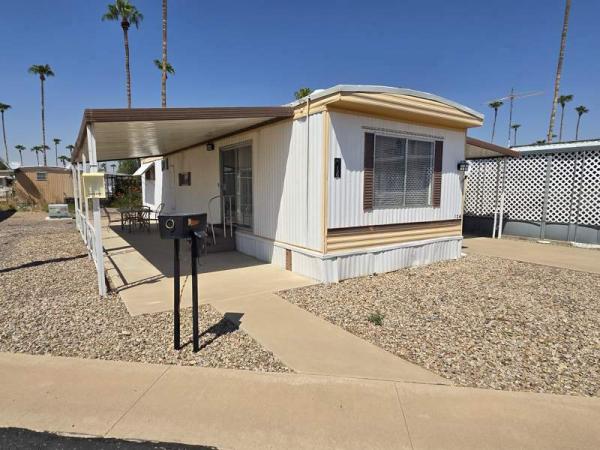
<box><xmin>235</xmin><ymin>231</ymin><xmax>462</xmax><ymax>283</ymax></box>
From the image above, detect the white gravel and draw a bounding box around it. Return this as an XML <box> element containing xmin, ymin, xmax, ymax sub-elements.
<box><xmin>280</xmin><ymin>253</ymin><xmax>600</xmax><ymax>396</ymax></box>
<box><xmin>0</xmin><ymin>212</ymin><xmax>289</xmax><ymax>372</ymax></box>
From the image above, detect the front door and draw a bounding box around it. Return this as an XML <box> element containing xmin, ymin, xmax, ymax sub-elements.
<box><xmin>220</xmin><ymin>143</ymin><xmax>253</xmax><ymax>228</ymax></box>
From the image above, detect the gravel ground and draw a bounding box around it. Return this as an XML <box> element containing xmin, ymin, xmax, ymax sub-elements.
<box><xmin>281</xmin><ymin>254</ymin><xmax>600</xmax><ymax>396</ymax></box>
<box><xmin>0</xmin><ymin>212</ymin><xmax>289</xmax><ymax>372</ymax></box>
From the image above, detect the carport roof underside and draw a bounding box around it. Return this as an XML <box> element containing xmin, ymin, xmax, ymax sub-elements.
<box><xmin>72</xmin><ymin>85</ymin><xmax>488</xmax><ymax>163</ymax></box>
<box><xmin>72</xmin><ymin>107</ymin><xmax>294</xmax><ymax>162</ymax></box>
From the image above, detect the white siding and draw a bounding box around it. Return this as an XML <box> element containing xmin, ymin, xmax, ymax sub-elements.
<box><xmin>321</xmin><ymin>237</ymin><xmax>462</xmax><ymax>283</ymax></box>
<box><xmin>328</xmin><ymin>111</ymin><xmax>465</xmax><ymax>228</ymax></box>
<box><xmin>161</xmin><ymin>146</ymin><xmax>221</xmax><ymax>219</ymax></box>
<box><xmin>161</xmin><ymin>114</ymin><xmax>324</xmax><ymax>250</ymax></box>
<box><xmin>252</xmin><ymin>113</ymin><xmax>323</xmax><ymax>250</ymax></box>
<box><xmin>142</xmin><ymin>160</ymin><xmax>163</xmax><ymax>209</ymax></box>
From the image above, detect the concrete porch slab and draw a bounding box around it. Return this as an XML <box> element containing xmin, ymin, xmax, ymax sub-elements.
<box><xmin>103</xmin><ymin>222</ymin><xmax>315</xmax><ymax>316</ymax></box>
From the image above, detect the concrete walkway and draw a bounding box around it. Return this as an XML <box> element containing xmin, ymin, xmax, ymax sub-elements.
<box><xmin>102</xmin><ymin>218</ymin><xmax>445</xmax><ymax>384</ymax></box>
<box><xmin>463</xmin><ymin>236</ymin><xmax>600</xmax><ymax>274</ymax></box>
<box><xmin>1</xmin><ymin>353</ymin><xmax>599</xmax><ymax>450</ymax></box>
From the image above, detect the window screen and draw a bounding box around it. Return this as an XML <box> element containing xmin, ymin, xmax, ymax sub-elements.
<box><xmin>36</xmin><ymin>171</ymin><xmax>48</xmax><ymax>181</ymax></box>
<box><xmin>373</xmin><ymin>135</ymin><xmax>433</xmax><ymax>208</ymax></box>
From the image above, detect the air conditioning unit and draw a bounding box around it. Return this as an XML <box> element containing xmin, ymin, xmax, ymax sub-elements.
<box><xmin>48</xmin><ymin>204</ymin><xmax>69</xmax><ymax>219</ymax></box>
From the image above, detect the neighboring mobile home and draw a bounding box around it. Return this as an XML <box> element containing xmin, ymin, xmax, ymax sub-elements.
<box><xmin>72</xmin><ymin>85</ymin><xmax>485</xmax><ymax>291</ymax></box>
<box><xmin>14</xmin><ymin>166</ymin><xmax>73</xmax><ymax>206</ymax></box>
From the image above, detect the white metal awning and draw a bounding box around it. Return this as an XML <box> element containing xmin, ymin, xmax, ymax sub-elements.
<box><xmin>132</xmin><ymin>162</ymin><xmax>153</xmax><ymax>176</ymax></box>
<box><xmin>72</xmin><ymin>107</ymin><xmax>294</xmax><ymax>162</ymax></box>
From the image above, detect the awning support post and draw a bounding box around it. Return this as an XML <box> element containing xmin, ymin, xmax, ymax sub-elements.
<box><xmin>86</xmin><ymin>124</ymin><xmax>106</xmax><ymax>296</ymax></box>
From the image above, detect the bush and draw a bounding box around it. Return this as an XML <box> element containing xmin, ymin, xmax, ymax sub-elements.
<box><xmin>367</xmin><ymin>311</ymin><xmax>385</xmax><ymax>326</ymax></box>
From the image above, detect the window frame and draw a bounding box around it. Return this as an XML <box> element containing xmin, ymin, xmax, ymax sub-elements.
<box><xmin>372</xmin><ymin>133</ymin><xmax>435</xmax><ymax>210</ymax></box>
<box><xmin>36</xmin><ymin>171</ymin><xmax>48</xmax><ymax>182</ymax></box>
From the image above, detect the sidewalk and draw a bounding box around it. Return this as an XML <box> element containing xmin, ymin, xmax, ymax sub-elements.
<box><xmin>463</xmin><ymin>237</ymin><xmax>600</xmax><ymax>274</ymax></box>
<box><xmin>1</xmin><ymin>353</ymin><xmax>599</xmax><ymax>450</ymax></box>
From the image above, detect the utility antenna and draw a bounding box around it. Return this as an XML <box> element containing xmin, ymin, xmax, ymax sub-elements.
<box><xmin>487</xmin><ymin>89</ymin><xmax>543</xmax><ymax>147</ymax></box>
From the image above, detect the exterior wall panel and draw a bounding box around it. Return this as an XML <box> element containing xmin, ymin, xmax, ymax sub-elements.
<box><xmin>162</xmin><ymin>114</ymin><xmax>324</xmax><ymax>251</ymax></box>
<box><xmin>14</xmin><ymin>168</ymin><xmax>73</xmax><ymax>205</ymax></box>
<box><xmin>327</xmin><ymin>111</ymin><xmax>465</xmax><ymax>229</ymax></box>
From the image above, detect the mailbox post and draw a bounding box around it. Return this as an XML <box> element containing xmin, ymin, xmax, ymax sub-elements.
<box><xmin>158</xmin><ymin>213</ymin><xmax>207</xmax><ymax>352</ymax></box>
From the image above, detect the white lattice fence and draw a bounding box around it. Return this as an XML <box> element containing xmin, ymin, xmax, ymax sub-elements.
<box><xmin>465</xmin><ymin>149</ymin><xmax>600</xmax><ymax>228</ymax></box>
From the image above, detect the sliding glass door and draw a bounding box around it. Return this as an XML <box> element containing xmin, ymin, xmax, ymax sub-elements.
<box><xmin>220</xmin><ymin>143</ymin><xmax>253</xmax><ymax>228</ymax></box>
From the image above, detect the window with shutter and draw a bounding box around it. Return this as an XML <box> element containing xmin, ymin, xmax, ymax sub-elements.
<box><xmin>366</xmin><ymin>133</ymin><xmax>437</xmax><ymax>209</ymax></box>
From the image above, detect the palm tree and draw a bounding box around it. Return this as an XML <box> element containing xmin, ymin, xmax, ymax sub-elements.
<box><xmin>574</xmin><ymin>105</ymin><xmax>589</xmax><ymax>140</ymax></box>
<box><xmin>111</xmin><ymin>163</ymin><xmax>117</xmax><ymax>173</ymax></box>
<box><xmin>28</xmin><ymin>64</ymin><xmax>55</xmax><ymax>165</ymax></box>
<box><xmin>41</xmin><ymin>144</ymin><xmax>50</xmax><ymax>165</ymax></box>
<box><xmin>52</xmin><ymin>138</ymin><xmax>61</xmax><ymax>166</ymax></box>
<box><xmin>65</xmin><ymin>144</ymin><xmax>75</xmax><ymax>159</ymax></box>
<box><xmin>294</xmin><ymin>87</ymin><xmax>313</xmax><ymax>100</ymax></box>
<box><xmin>488</xmin><ymin>100</ymin><xmax>503</xmax><ymax>143</ymax></box>
<box><xmin>557</xmin><ymin>94</ymin><xmax>573</xmax><ymax>141</ymax></box>
<box><xmin>100</xmin><ymin>163</ymin><xmax>107</xmax><ymax>172</ymax></box>
<box><xmin>547</xmin><ymin>0</ymin><xmax>572</xmax><ymax>143</ymax></box>
<box><xmin>161</xmin><ymin>0</ymin><xmax>168</xmax><ymax>108</ymax></box>
<box><xmin>58</xmin><ymin>155</ymin><xmax>70</xmax><ymax>167</ymax></box>
<box><xmin>15</xmin><ymin>145</ymin><xmax>26</xmax><ymax>165</ymax></box>
<box><xmin>0</xmin><ymin>102</ymin><xmax>11</xmax><ymax>165</ymax></box>
<box><xmin>102</xmin><ymin>0</ymin><xmax>144</xmax><ymax>108</ymax></box>
<box><xmin>511</xmin><ymin>124</ymin><xmax>521</xmax><ymax>146</ymax></box>
<box><xmin>31</xmin><ymin>146</ymin><xmax>41</xmax><ymax>166</ymax></box>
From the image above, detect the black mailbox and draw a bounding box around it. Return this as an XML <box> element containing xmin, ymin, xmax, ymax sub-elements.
<box><xmin>159</xmin><ymin>213</ymin><xmax>207</xmax><ymax>239</ymax></box>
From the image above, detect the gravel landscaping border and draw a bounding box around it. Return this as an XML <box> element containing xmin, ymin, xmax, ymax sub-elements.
<box><xmin>0</xmin><ymin>212</ymin><xmax>289</xmax><ymax>372</ymax></box>
<box><xmin>280</xmin><ymin>253</ymin><xmax>600</xmax><ymax>396</ymax></box>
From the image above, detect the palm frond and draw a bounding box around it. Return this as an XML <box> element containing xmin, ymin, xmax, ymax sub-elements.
<box><xmin>0</xmin><ymin>103</ymin><xmax>11</xmax><ymax>112</ymax></box>
<box><xmin>153</xmin><ymin>59</ymin><xmax>175</xmax><ymax>74</ymax></box>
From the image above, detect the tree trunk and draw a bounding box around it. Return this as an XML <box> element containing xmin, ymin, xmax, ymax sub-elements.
<box><xmin>19</xmin><ymin>151</ymin><xmax>23</xmax><ymax>166</ymax></box>
<box><xmin>1</xmin><ymin>111</ymin><xmax>8</xmax><ymax>165</ymax></box>
<box><xmin>161</xmin><ymin>0</ymin><xmax>168</xmax><ymax>108</ymax></box>
<box><xmin>547</xmin><ymin>0</ymin><xmax>571</xmax><ymax>143</ymax></box>
<box><xmin>36</xmin><ymin>152</ymin><xmax>39</xmax><ymax>166</ymax></box>
<box><xmin>54</xmin><ymin>143</ymin><xmax>58</xmax><ymax>166</ymax></box>
<box><xmin>559</xmin><ymin>105</ymin><xmax>565</xmax><ymax>142</ymax></box>
<box><xmin>514</xmin><ymin>128</ymin><xmax>518</xmax><ymax>146</ymax></box>
<box><xmin>41</xmin><ymin>77</ymin><xmax>47</xmax><ymax>166</ymax></box>
<box><xmin>575</xmin><ymin>114</ymin><xmax>581</xmax><ymax>140</ymax></box>
<box><xmin>491</xmin><ymin>108</ymin><xmax>498</xmax><ymax>142</ymax></box>
<box><xmin>122</xmin><ymin>22</ymin><xmax>132</xmax><ymax>108</ymax></box>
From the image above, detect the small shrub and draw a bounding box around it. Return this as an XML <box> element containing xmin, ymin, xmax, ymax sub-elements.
<box><xmin>367</xmin><ymin>311</ymin><xmax>385</xmax><ymax>326</ymax></box>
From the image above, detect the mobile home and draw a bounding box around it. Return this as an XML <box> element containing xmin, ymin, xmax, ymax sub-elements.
<box><xmin>73</xmin><ymin>85</ymin><xmax>484</xmax><ymax>290</ymax></box>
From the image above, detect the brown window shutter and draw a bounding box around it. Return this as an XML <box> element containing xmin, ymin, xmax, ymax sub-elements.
<box><xmin>363</xmin><ymin>133</ymin><xmax>375</xmax><ymax>211</ymax></box>
<box><xmin>432</xmin><ymin>140</ymin><xmax>443</xmax><ymax>207</ymax></box>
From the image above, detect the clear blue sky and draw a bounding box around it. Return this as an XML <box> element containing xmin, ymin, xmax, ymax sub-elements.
<box><xmin>1</xmin><ymin>0</ymin><xmax>598</xmax><ymax>166</ymax></box>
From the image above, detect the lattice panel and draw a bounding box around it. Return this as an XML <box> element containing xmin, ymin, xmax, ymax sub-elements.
<box><xmin>501</xmin><ymin>154</ymin><xmax>546</xmax><ymax>222</ymax></box>
<box><xmin>576</xmin><ymin>150</ymin><xmax>600</xmax><ymax>226</ymax></box>
<box><xmin>546</xmin><ymin>152</ymin><xmax>579</xmax><ymax>223</ymax></box>
<box><xmin>464</xmin><ymin>159</ymin><xmax>499</xmax><ymax>216</ymax></box>
<box><xmin>467</xmin><ymin>150</ymin><xmax>599</xmax><ymax>228</ymax></box>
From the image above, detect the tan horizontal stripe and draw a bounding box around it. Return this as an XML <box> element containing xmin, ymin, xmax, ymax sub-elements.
<box><xmin>328</xmin><ymin>220</ymin><xmax>461</xmax><ymax>237</ymax></box>
<box><xmin>327</xmin><ymin>224</ymin><xmax>462</xmax><ymax>244</ymax></box>
<box><xmin>327</xmin><ymin>229</ymin><xmax>462</xmax><ymax>251</ymax></box>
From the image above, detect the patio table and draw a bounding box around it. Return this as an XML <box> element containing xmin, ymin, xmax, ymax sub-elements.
<box><xmin>118</xmin><ymin>207</ymin><xmax>146</xmax><ymax>232</ymax></box>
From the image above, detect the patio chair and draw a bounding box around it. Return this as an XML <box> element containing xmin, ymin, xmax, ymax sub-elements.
<box><xmin>137</xmin><ymin>206</ymin><xmax>152</xmax><ymax>232</ymax></box>
<box><xmin>150</xmin><ymin>203</ymin><xmax>164</xmax><ymax>228</ymax></box>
